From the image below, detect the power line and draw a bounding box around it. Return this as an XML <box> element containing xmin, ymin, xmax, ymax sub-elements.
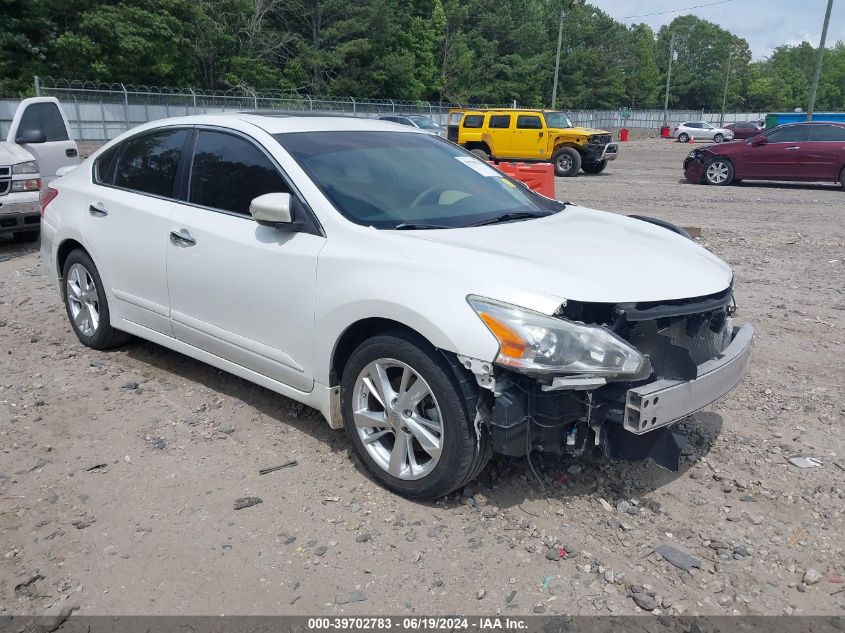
<box><xmin>622</xmin><ymin>0</ymin><xmax>734</xmax><ymax>20</ymax></box>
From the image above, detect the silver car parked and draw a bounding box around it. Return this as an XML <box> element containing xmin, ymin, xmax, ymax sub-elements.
<box><xmin>672</xmin><ymin>121</ymin><xmax>734</xmax><ymax>143</ymax></box>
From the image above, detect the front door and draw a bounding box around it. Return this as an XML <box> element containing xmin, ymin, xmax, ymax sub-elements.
<box><xmin>6</xmin><ymin>97</ymin><xmax>79</xmax><ymax>183</ymax></box>
<box><xmin>83</xmin><ymin>128</ymin><xmax>191</xmax><ymax>335</ymax></box>
<box><xmin>510</xmin><ymin>114</ymin><xmax>546</xmax><ymax>160</ymax></box>
<box><xmin>166</xmin><ymin>129</ymin><xmax>325</xmax><ymax>392</ymax></box>
<box><xmin>741</xmin><ymin>125</ymin><xmax>808</xmax><ymax>180</ymax></box>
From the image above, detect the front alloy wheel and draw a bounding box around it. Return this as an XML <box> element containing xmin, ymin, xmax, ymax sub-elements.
<box><xmin>341</xmin><ymin>331</ymin><xmax>489</xmax><ymax>499</ymax></box>
<box><xmin>704</xmin><ymin>159</ymin><xmax>734</xmax><ymax>185</ymax></box>
<box><xmin>353</xmin><ymin>359</ymin><xmax>443</xmax><ymax>480</ymax></box>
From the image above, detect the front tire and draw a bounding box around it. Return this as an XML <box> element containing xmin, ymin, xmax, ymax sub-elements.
<box><xmin>582</xmin><ymin>160</ymin><xmax>607</xmax><ymax>174</ymax></box>
<box><xmin>839</xmin><ymin>166</ymin><xmax>845</xmax><ymax>190</ymax></box>
<box><xmin>713</xmin><ymin>133</ymin><xmax>724</xmax><ymax>143</ymax></box>
<box><xmin>62</xmin><ymin>250</ymin><xmax>131</xmax><ymax>350</ymax></box>
<box><xmin>340</xmin><ymin>331</ymin><xmax>485</xmax><ymax>499</ymax></box>
<box><xmin>703</xmin><ymin>158</ymin><xmax>734</xmax><ymax>186</ymax></box>
<box><xmin>552</xmin><ymin>147</ymin><xmax>581</xmax><ymax>177</ymax></box>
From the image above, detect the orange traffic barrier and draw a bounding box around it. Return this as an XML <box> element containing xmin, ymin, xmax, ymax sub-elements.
<box><xmin>492</xmin><ymin>162</ymin><xmax>555</xmax><ymax>198</ymax></box>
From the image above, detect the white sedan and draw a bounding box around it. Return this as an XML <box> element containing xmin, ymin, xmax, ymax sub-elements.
<box><xmin>39</xmin><ymin>114</ymin><xmax>752</xmax><ymax>498</ymax></box>
<box><xmin>672</xmin><ymin>121</ymin><xmax>734</xmax><ymax>143</ymax></box>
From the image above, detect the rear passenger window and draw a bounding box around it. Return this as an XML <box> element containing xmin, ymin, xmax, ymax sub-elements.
<box><xmin>189</xmin><ymin>131</ymin><xmax>289</xmax><ymax>216</ymax></box>
<box><xmin>806</xmin><ymin>125</ymin><xmax>845</xmax><ymax>141</ymax></box>
<box><xmin>94</xmin><ymin>144</ymin><xmax>121</xmax><ymax>185</ymax></box>
<box><xmin>114</xmin><ymin>129</ymin><xmax>188</xmax><ymax>197</ymax></box>
<box><xmin>463</xmin><ymin>115</ymin><xmax>484</xmax><ymax>129</ymax></box>
<box><xmin>516</xmin><ymin>116</ymin><xmax>542</xmax><ymax>130</ymax></box>
<box><xmin>488</xmin><ymin>115</ymin><xmax>511</xmax><ymax>129</ymax></box>
<box><xmin>17</xmin><ymin>102</ymin><xmax>69</xmax><ymax>142</ymax></box>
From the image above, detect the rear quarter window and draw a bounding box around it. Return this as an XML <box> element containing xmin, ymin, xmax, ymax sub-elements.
<box><xmin>93</xmin><ymin>145</ymin><xmax>121</xmax><ymax>185</ymax></box>
<box><xmin>462</xmin><ymin>115</ymin><xmax>484</xmax><ymax>129</ymax></box>
<box><xmin>113</xmin><ymin>129</ymin><xmax>189</xmax><ymax>197</ymax></box>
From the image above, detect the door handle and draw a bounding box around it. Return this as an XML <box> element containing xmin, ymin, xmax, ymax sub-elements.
<box><xmin>785</xmin><ymin>146</ymin><xmax>800</xmax><ymax>150</ymax></box>
<box><xmin>88</xmin><ymin>204</ymin><xmax>108</xmax><ymax>217</ymax></box>
<box><xmin>169</xmin><ymin>229</ymin><xmax>196</xmax><ymax>247</ymax></box>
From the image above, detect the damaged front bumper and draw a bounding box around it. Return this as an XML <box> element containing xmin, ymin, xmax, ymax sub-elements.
<box><xmin>472</xmin><ymin>295</ymin><xmax>753</xmax><ymax>472</ymax></box>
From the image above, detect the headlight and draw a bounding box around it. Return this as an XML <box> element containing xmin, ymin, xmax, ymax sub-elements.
<box><xmin>468</xmin><ymin>296</ymin><xmax>651</xmax><ymax>378</ymax></box>
<box><xmin>688</xmin><ymin>150</ymin><xmax>697</xmax><ymax>158</ymax></box>
<box><xmin>11</xmin><ymin>178</ymin><xmax>41</xmax><ymax>192</ymax></box>
<box><xmin>12</xmin><ymin>160</ymin><xmax>39</xmax><ymax>175</ymax></box>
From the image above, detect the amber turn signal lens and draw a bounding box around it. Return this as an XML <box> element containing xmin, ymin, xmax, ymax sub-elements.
<box><xmin>478</xmin><ymin>312</ymin><xmax>526</xmax><ymax>358</ymax></box>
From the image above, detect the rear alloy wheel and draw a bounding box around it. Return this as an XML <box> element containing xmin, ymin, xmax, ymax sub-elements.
<box><xmin>582</xmin><ymin>160</ymin><xmax>607</xmax><ymax>174</ymax></box>
<box><xmin>62</xmin><ymin>250</ymin><xmax>131</xmax><ymax>349</ymax></box>
<box><xmin>713</xmin><ymin>133</ymin><xmax>724</xmax><ymax>143</ymax></box>
<box><xmin>552</xmin><ymin>147</ymin><xmax>582</xmax><ymax>177</ymax></box>
<box><xmin>678</xmin><ymin>132</ymin><xmax>690</xmax><ymax>143</ymax></box>
<box><xmin>341</xmin><ymin>331</ymin><xmax>485</xmax><ymax>499</ymax></box>
<box><xmin>703</xmin><ymin>159</ymin><xmax>734</xmax><ymax>186</ymax></box>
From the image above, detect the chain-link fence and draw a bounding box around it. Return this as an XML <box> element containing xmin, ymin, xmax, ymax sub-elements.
<box><xmin>0</xmin><ymin>76</ymin><xmax>767</xmax><ymax>142</ymax></box>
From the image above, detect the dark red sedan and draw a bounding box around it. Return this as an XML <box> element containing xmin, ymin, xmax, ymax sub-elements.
<box><xmin>684</xmin><ymin>121</ymin><xmax>845</xmax><ymax>188</ymax></box>
<box><xmin>724</xmin><ymin>121</ymin><xmax>764</xmax><ymax>140</ymax></box>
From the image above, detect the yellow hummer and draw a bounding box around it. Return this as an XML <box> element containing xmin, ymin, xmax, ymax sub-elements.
<box><xmin>445</xmin><ymin>108</ymin><xmax>618</xmax><ymax>177</ymax></box>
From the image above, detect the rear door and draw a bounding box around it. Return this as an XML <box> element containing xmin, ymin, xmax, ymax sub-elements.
<box><xmin>83</xmin><ymin>127</ymin><xmax>191</xmax><ymax>334</ymax></box>
<box><xmin>742</xmin><ymin>125</ymin><xmax>808</xmax><ymax>180</ymax></box>
<box><xmin>802</xmin><ymin>124</ymin><xmax>845</xmax><ymax>180</ymax></box>
<box><xmin>166</xmin><ymin>128</ymin><xmax>324</xmax><ymax>392</ymax></box>
<box><xmin>6</xmin><ymin>97</ymin><xmax>79</xmax><ymax>183</ymax></box>
<box><xmin>510</xmin><ymin>114</ymin><xmax>546</xmax><ymax>159</ymax></box>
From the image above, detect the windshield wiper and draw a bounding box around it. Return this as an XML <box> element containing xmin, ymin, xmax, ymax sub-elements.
<box><xmin>394</xmin><ymin>222</ymin><xmax>451</xmax><ymax>230</ymax></box>
<box><xmin>467</xmin><ymin>211</ymin><xmax>549</xmax><ymax>227</ymax></box>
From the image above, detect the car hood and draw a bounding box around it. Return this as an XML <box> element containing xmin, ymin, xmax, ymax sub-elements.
<box><xmin>384</xmin><ymin>205</ymin><xmax>732</xmax><ymax>309</ymax></box>
<box><xmin>0</xmin><ymin>142</ymin><xmax>36</xmax><ymax>166</ymax></box>
<box><xmin>551</xmin><ymin>126</ymin><xmax>609</xmax><ymax>136</ymax></box>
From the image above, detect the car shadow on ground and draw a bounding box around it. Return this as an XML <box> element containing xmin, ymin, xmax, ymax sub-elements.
<box><xmin>677</xmin><ymin>178</ymin><xmax>841</xmax><ymax>192</ymax></box>
<box><xmin>0</xmin><ymin>239</ymin><xmax>39</xmax><ymax>262</ymax></box>
<box><xmin>121</xmin><ymin>337</ymin><xmax>722</xmax><ymax>507</ymax></box>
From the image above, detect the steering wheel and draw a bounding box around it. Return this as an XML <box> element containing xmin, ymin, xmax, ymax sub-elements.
<box><xmin>410</xmin><ymin>186</ymin><xmax>443</xmax><ymax>208</ymax></box>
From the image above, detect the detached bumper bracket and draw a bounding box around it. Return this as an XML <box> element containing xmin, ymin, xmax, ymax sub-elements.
<box><xmin>623</xmin><ymin>323</ymin><xmax>753</xmax><ymax>434</ymax></box>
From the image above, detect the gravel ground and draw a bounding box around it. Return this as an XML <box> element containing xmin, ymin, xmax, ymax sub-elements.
<box><xmin>1</xmin><ymin>138</ymin><xmax>843</xmax><ymax>618</ymax></box>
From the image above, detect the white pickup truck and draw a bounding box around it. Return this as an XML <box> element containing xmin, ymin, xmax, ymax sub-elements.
<box><xmin>1</xmin><ymin>97</ymin><xmax>79</xmax><ymax>241</ymax></box>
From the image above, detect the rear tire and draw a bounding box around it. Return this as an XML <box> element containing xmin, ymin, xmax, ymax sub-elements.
<box><xmin>340</xmin><ymin>331</ymin><xmax>487</xmax><ymax>499</ymax></box>
<box><xmin>703</xmin><ymin>158</ymin><xmax>734</xmax><ymax>186</ymax></box>
<box><xmin>552</xmin><ymin>147</ymin><xmax>581</xmax><ymax>177</ymax></box>
<box><xmin>470</xmin><ymin>148</ymin><xmax>489</xmax><ymax>162</ymax></box>
<box><xmin>678</xmin><ymin>132</ymin><xmax>690</xmax><ymax>143</ymax></box>
<box><xmin>13</xmin><ymin>229</ymin><xmax>39</xmax><ymax>243</ymax></box>
<box><xmin>582</xmin><ymin>160</ymin><xmax>607</xmax><ymax>174</ymax></box>
<box><xmin>62</xmin><ymin>250</ymin><xmax>131</xmax><ymax>350</ymax></box>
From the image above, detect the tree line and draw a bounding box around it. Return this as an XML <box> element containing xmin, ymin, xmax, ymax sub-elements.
<box><xmin>2</xmin><ymin>0</ymin><xmax>844</xmax><ymax>112</ymax></box>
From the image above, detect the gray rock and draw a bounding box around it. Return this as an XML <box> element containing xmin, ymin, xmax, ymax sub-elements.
<box><xmin>545</xmin><ymin>548</ymin><xmax>561</xmax><ymax>561</ymax></box>
<box><xmin>477</xmin><ymin>588</ymin><xmax>486</xmax><ymax>599</ymax></box>
<box><xmin>655</xmin><ymin>544</ymin><xmax>701</xmax><ymax>571</ymax></box>
<box><xmin>803</xmin><ymin>568</ymin><xmax>822</xmax><ymax>585</ymax></box>
<box><xmin>733</xmin><ymin>545</ymin><xmax>749</xmax><ymax>557</ymax></box>
<box><xmin>632</xmin><ymin>593</ymin><xmax>657</xmax><ymax>611</ymax></box>
<box><xmin>335</xmin><ymin>591</ymin><xmax>367</xmax><ymax>604</ymax></box>
<box><xmin>355</xmin><ymin>532</ymin><xmax>372</xmax><ymax>543</ymax></box>
<box><xmin>314</xmin><ymin>545</ymin><xmax>328</xmax><ymax>557</ymax></box>
<box><xmin>122</xmin><ymin>381</ymin><xmax>139</xmax><ymax>390</ymax></box>
<box><xmin>533</xmin><ymin>604</ymin><xmax>546</xmax><ymax>614</ymax></box>
<box><xmin>41</xmin><ymin>599</ymin><xmax>79</xmax><ymax>632</ymax></box>
<box><xmin>233</xmin><ymin>496</ymin><xmax>262</xmax><ymax>510</ymax></box>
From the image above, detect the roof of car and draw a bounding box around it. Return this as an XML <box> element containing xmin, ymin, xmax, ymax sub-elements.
<box><xmin>153</xmin><ymin>112</ymin><xmax>428</xmax><ymax>135</ymax></box>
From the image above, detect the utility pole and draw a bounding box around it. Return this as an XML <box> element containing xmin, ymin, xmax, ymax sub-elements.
<box><xmin>662</xmin><ymin>33</ymin><xmax>676</xmax><ymax>127</ymax></box>
<box><xmin>720</xmin><ymin>50</ymin><xmax>733</xmax><ymax>127</ymax></box>
<box><xmin>807</xmin><ymin>0</ymin><xmax>834</xmax><ymax>121</ymax></box>
<box><xmin>551</xmin><ymin>1</ymin><xmax>584</xmax><ymax>109</ymax></box>
<box><xmin>551</xmin><ymin>10</ymin><xmax>565</xmax><ymax>109</ymax></box>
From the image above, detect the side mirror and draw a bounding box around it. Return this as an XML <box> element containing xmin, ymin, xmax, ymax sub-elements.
<box><xmin>16</xmin><ymin>129</ymin><xmax>46</xmax><ymax>144</ymax></box>
<box><xmin>250</xmin><ymin>192</ymin><xmax>292</xmax><ymax>226</ymax></box>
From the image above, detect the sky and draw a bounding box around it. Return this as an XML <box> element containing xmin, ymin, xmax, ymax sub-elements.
<box><xmin>596</xmin><ymin>0</ymin><xmax>844</xmax><ymax>60</ymax></box>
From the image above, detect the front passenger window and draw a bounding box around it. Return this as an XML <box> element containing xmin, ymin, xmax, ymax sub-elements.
<box><xmin>189</xmin><ymin>131</ymin><xmax>289</xmax><ymax>216</ymax></box>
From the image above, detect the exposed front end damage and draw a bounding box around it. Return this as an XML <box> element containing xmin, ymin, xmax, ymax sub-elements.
<box><xmin>461</xmin><ymin>286</ymin><xmax>753</xmax><ymax>471</ymax></box>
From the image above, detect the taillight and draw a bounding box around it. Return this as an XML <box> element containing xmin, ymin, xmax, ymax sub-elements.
<box><xmin>40</xmin><ymin>187</ymin><xmax>59</xmax><ymax>217</ymax></box>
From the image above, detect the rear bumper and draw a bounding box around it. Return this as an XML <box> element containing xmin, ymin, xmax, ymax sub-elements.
<box><xmin>0</xmin><ymin>195</ymin><xmax>40</xmax><ymax>234</ymax></box>
<box><xmin>623</xmin><ymin>323</ymin><xmax>754</xmax><ymax>434</ymax></box>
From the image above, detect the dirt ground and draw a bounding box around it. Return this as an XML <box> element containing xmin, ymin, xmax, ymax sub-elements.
<box><xmin>1</xmin><ymin>138</ymin><xmax>843</xmax><ymax>618</ymax></box>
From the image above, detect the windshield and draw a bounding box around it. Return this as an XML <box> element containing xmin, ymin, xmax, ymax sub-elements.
<box><xmin>544</xmin><ymin>112</ymin><xmax>573</xmax><ymax>128</ymax></box>
<box><xmin>408</xmin><ymin>116</ymin><xmax>438</xmax><ymax>129</ymax></box>
<box><xmin>275</xmin><ymin>131</ymin><xmax>563</xmax><ymax>229</ymax></box>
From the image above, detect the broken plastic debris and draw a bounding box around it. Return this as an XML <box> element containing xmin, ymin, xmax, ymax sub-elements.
<box><xmin>789</xmin><ymin>456</ymin><xmax>822</xmax><ymax>469</ymax></box>
<box><xmin>541</xmin><ymin>575</ymin><xmax>553</xmax><ymax>592</ymax></box>
<box><xmin>654</xmin><ymin>544</ymin><xmax>701</xmax><ymax>571</ymax></box>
